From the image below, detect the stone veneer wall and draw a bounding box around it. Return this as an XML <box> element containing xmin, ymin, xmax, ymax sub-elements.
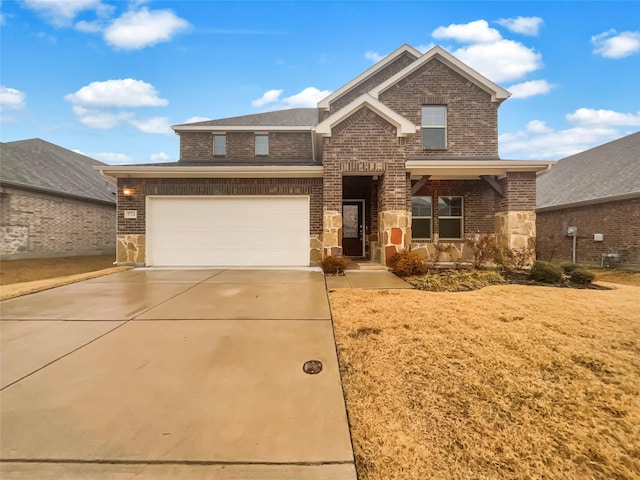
<box><xmin>0</xmin><ymin>185</ymin><xmax>115</xmax><ymax>259</ymax></box>
<box><xmin>116</xmin><ymin>177</ymin><xmax>323</xmax><ymax>265</ymax></box>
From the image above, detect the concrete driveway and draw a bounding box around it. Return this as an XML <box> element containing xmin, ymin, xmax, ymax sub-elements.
<box><xmin>0</xmin><ymin>269</ymin><xmax>356</xmax><ymax>479</ymax></box>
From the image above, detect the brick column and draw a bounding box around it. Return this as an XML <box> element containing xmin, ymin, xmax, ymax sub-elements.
<box><xmin>116</xmin><ymin>179</ymin><xmax>146</xmax><ymax>265</ymax></box>
<box><xmin>322</xmin><ymin>153</ymin><xmax>343</xmax><ymax>257</ymax></box>
<box><xmin>378</xmin><ymin>169</ymin><xmax>410</xmax><ymax>266</ymax></box>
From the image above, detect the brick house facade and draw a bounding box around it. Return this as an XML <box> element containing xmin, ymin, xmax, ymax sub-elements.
<box><xmin>99</xmin><ymin>45</ymin><xmax>551</xmax><ymax>267</ymax></box>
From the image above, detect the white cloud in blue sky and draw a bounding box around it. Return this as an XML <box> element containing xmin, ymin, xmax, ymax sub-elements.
<box><xmin>103</xmin><ymin>7</ymin><xmax>189</xmax><ymax>50</ymax></box>
<box><xmin>495</xmin><ymin>17</ymin><xmax>543</xmax><ymax>36</ymax></box>
<box><xmin>508</xmin><ymin>80</ymin><xmax>554</xmax><ymax>99</ymax></box>
<box><xmin>64</xmin><ymin>79</ymin><xmax>168</xmax><ymax>107</ymax></box>
<box><xmin>592</xmin><ymin>30</ymin><xmax>640</xmax><ymax>59</ymax></box>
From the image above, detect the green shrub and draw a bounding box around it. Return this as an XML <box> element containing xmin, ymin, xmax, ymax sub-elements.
<box><xmin>321</xmin><ymin>255</ymin><xmax>350</xmax><ymax>275</ymax></box>
<box><xmin>560</xmin><ymin>262</ymin><xmax>580</xmax><ymax>274</ymax></box>
<box><xmin>570</xmin><ymin>268</ymin><xmax>595</xmax><ymax>284</ymax></box>
<box><xmin>529</xmin><ymin>261</ymin><xmax>563</xmax><ymax>284</ymax></box>
<box><xmin>390</xmin><ymin>250</ymin><xmax>428</xmax><ymax>277</ymax></box>
<box><xmin>465</xmin><ymin>234</ymin><xmax>496</xmax><ymax>269</ymax></box>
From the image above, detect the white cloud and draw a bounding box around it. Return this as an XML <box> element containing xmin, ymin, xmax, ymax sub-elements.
<box><xmin>23</xmin><ymin>0</ymin><xmax>103</xmax><ymax>26</ymax></box>
<box><xmin>251</xmin><ymin>89</ymin><xmax>283</xmax><ymax>107</ymax></box>
<box><xmin>500</xmin><ymin>107</ymin><xmax>640</xmax><ymax>159</ymax></box>
<box><xmin>183</xmin><ymin>116</ymin><xmax>210</xmax><ymax>124</ymax></box>
<box><xmin>128</xmin><ymin>116</ymin><xmax>172</xmax><ymax>134</ymax></box>
<box><xmin>364</xmin><ymin>51</ymin><xmax>384</xmax><ymax>63</ymax></box>
<box><xmin>433</xmin><ymin>19</ymin><xmax>502</xmax><ymax>44</ymax></box>
<box><xmin>508</xmin><ymin>79</ymin><xmax>554</xmax><ymax>99</ymax></box>
<box><xmin>104</xmin><ymin>7</ymin><xmax>189</xmax><ymax>50</ymax></box>
<box><xmin>283</xmin><ymin>87</ymin><xmax>331</xmax><ymax>107</ymax></box>
<box><xmin>150</xmin><ymin>151</ymin><xmax>172</xmax><ymax>162</ymax></box>
<box><xmin>592</xmin><ymin>30</ymin><xmax>640</xmax><ymax>59</ymax></box>
<box><xmin>495</xmin><ymin>17</ymin><xmax>543</xmax><ymax>36</ymax></box>
<box><xmin>64</xmin><ymin>79</ymin><xmax>168</xmax><ymax>107</ymax></box>
<box><xmin>72</xmin><ymin>106</ymin><xmax>132</xmax><ymax>129</ymax></box>
<box><xmin>90</xmin><ymin>151</ymin><xmax>135</xmax><ymax>165</ymax></box>
<box><xmin>565</xmin><ymin>108</ymin><xmax>640</xmax><ymax>126</ymax></box>
<box><xmin>75</xmin><ymin>20</ymin><xmax>103</xmax><ymax>33</ymax></box>
<box><xmin>452</xmin><ymin>39</ymin><xmax>542</xmax><ymax>82</ymax></box>
<box><xmin>0</xmin><ymin>85</ymin><xmax>26</xmax><ymax>110</ymax></box>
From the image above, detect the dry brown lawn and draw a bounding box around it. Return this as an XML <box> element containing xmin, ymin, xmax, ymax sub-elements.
<box><xmin>0</xmin><ymin>255</ymin><xmax>115</xmax><ymax>285</ymax></box>
<box><xmin>330</xmin><ymin>283</ymin><xmax>640</xmax><ymax>480</ymax></box>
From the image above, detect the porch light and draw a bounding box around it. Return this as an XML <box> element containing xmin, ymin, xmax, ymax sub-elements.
<box><xmin>122</xmin><ymin>186</ymin><xmax>134</xmax><ymax>197</ymax></box>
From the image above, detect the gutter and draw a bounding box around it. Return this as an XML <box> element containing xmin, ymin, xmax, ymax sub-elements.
<box><xmin>94</xmin><ymin>165</ymin><xmax>324</xmax><ymax>181</ymax></box>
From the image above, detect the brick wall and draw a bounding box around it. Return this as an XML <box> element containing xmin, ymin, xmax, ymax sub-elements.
<box><xmin>0</xmin><ymin>185</ymin><xmax>116</xmax><ymax>259</ymax></box>
<box><xmin>179</xmin><ymin>131</ymin><xmax>313</xmax><ymax>162</ymax></box>
<box><xmin>328</xmin><ymin>51</ymin><xmax>418</xmax><ymax>114</ymax></box>
<box><xmin>497</xmin><ymin>172</ymin><xmax>536</xmax><ymax>212</ymax></box>
<box><xmin>379</xmin><ymin>58</ymin><xmax>499</xmax><ymax>159</ymax></box>
<box><xmin>116</xmin><ymin>177</ymin><xmax>323</xmax><ymax>236</ymax></box>
<box><xmin>536</xmin><ymin>197</ymin><xmax>640</xmax><ymax>269</ymax></box>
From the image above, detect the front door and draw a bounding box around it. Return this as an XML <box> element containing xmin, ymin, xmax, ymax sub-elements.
<box><xmin>342</xmin><ymin>200</ymin><xmax>364</xmax><ymax>257</ymax></box>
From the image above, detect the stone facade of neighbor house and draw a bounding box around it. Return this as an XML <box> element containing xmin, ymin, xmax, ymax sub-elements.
<box><xmin>536</xmin><ymin>132</ymin><xmax>640</xmax><ymax>270</ymax></box>
<box><xmin>0</xmin><ymin>139</ymin><xmax>116</xmax><ymax>260</ymax></box>
<box><xmin>98</xmin><ymin>45</ymin><xmax>551</xmax><ymax>268</ymax></box>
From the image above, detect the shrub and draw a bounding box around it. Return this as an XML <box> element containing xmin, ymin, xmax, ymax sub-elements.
<box><xmin>561</xmin><ymin>262</ymin><xmax>580</xmax><ymax>274</ymax></box>
<box><xmin>497</xmin><ymin>246</ymin><xmax>535</xmax><ymax>271</ymax></box>
<box><xmin>465</xmin><ymin>234</ymin><xmax>496</xmax><ymax>270</ymax></box>
<box><xmin>428</xmin><ymin>242</ymin><xmax>453</xmax><ymax>268</ymax></box>
<box><xmin>570</xmin><ymin>268</ymin><xmax>595</xmax><ymax>284</ymax></box>
<box><xmin>320</xmin><ymin>255</ymin><xmax>350</xmax><ymax>275</ymax></box>
<box><xmin>529</xmin><ymin>261</ymin><xmax>563</xmax><ymax>284</ymax></box>
<box><xmin>390</xmin><ymin>250</ymin><xmax>428</xmax><ymax>277</ymax></box>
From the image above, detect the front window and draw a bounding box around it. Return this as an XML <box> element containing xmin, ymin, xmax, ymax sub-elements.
<box><xmin>411</xmin><ymin>196</ymin><xmax>432</xmax><ymax>240</ymax></box>
<box><xmin>422</xmin><ymin>105</ymin><xmax>446</xmax><ymax>149</ymax></box>
<box><xmin>213</xmin><ymin>135</ymin><xmax>226</xmax><ymax>156</ymax></box>
<box><xmin>438</xmin><ymin>196</ymin><xmax>463</xmax><ymax>239</ymax></box>
<box><xmin>255</xmin><ymin>134</ymin><xmax>269</xmax><ymax>156</ymax></box>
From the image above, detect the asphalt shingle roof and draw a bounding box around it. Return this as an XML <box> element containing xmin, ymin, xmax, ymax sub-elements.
<box><xmin>174</xmin><ymin>108</ymin><xmax>320</xmax><ymax>127</ymax></box>
<box><xmin>0</xmin><ymin>139</ymin><xmax>116</xmax><ymax>204</ymax></box>
<box><xmin>536</xmin><ymin>132</ymin><xmax>640</xmax><ymax>209</ymax></box>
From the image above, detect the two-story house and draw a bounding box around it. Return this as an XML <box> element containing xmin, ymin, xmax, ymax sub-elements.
<box><xmin>99</xmin><ymin>45</ymin><xmax>552</xmax><ymax>267</ymax></box>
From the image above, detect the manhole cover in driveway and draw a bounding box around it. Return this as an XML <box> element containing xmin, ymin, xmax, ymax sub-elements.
<box><xmin>303</xmin><ymin>360</ymin><xmax>323</xmax><ymax>374</ymax></box>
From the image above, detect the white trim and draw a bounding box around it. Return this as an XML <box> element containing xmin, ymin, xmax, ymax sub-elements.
<box><xmin>370</xmin><ymin>46</ymin><xmax>511</xmax><ymax>103</ymax></box>
<box><xmin>95</xmin><ymin>165</ymin><xmax>324</xmax><ymax>181</ymax></box>
<box><xmin>172</xmin><ymin>125</ymin><xmax>313</xmax><ymax>132</ymax></box>
<box><xmin>317</xmin><ymin>44</ymin><xmax>422</xmax><ymax>109</ymax></box>
<box><xmin>315</xmin><ymin>93</ymin><xmax>416</xmax><ymax>137</ymax></box>
<box><xmin>407</xmin><ymin>160</ymin><xmax>554</xmax><ymax>179</ymax></box>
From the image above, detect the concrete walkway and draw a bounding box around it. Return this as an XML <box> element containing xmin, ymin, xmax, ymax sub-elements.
<box><xmin>0</xmin><ymin>269</ymin><xmax>356</xmax><ymax>479</ymax></box>
<box><xmin>325</xmin><ymin>270</ymin><xmax>413</xmax><ymax>289</ymax></box>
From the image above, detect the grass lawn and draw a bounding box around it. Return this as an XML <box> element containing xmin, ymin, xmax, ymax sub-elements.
<box><xmin>330</xmin><ymin>280</ymin><xmax>640</xmax><ymax>479</ymax></box>
<box><xmin>0</xmin><ymin>255</ymin><xmax>115</xmax><ymax>285</ymax></box>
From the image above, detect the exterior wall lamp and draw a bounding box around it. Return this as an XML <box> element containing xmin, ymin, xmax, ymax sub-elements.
<box><xmin>122</xmin><ymin>186</ymin><xmax>134</xmax><ymax>197</ymax></box>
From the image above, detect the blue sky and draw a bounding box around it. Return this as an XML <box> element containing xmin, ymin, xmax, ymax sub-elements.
<box><xmin>1</xmin><ymin>1</ymin><xmax>639</xmax><ymax>164</ymax></box>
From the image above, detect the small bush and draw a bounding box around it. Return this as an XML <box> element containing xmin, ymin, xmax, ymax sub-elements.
<box><xmin>570</xmin><ymin>268</ymin><xmax>595</xmax><ymax>284</ymax></box>
<box><xmin>429</xmin><ymin>242</ymin><xmax>453</xmax><ymax>268</ymax></box>
<box><xmin>390</xmin><ymin>250</ymin><xmax>428</xmax><ymax>277</ymax></box>
<box><xmin>407</xmin><ymin>269</ymin><xmax>505</xmax><ymax>292</ymax></box>
<box><xmin>529</xmin><ymin>261</ymin><xmax>563</xmax><ymax>284</ymax></box>
<box><xmin>465</xmin><ymin>234</ymin><xmax>496</xmax><ymax>270</ymax></box>
<box><xmin>561</xmin><ymin>262</ymin><xmax>580</xmax><ymax>274</ymax></box>
<box><xmin>497</xmin><ymin>246</ymin><xmax>535</xmax><ymax>271</ymax></box>
<box><xmin>321</xmin><ymin>255</ymin><xmax>350</xmax><ymax>275</ymax></box>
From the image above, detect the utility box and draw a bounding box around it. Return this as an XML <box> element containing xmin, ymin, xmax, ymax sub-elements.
<box><xmin>593</xmin><ymin>233</ymin><xmax>604</xmax><ymax>242</ymax></box>
<box><xmin>567</xmin><ymin>226</ymin><xmax>577</xmax><ymax>237</ymax></box>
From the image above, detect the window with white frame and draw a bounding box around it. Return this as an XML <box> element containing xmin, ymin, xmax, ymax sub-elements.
<box><xmin>438</xmin><ymin>196</ymin><xmax>463</xmax><ymax>239</ymax></box>
<box><xmin>421</xmin><ymin>105</ymin><xmax>446</xmax><ymax>149</ymax></box>
<box><xmin>213</xmin><ymin>135</ymin><xmax>226</xmax><ymax>156</ymax></box>
<box><xmin>411</xmin><ymin>196</ymin><xmax>432</xmax><ymax>240</ymax></box>
<box><xmin>255</xmin><ymin>134</ymin><xmax>269</xmax><ymax>155</ymax></box>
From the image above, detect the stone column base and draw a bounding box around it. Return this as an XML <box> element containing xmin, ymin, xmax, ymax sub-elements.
<box><xmin>495</xmin><ymin>211</ymin><xmax>536</xmax><ymax>264</ymax></box>
<box><xmin>310</xmin><ymin>234</ymin><xmax>323</xmax><ymax>265</ymax></box>
<box><xmin>322</xmin><ymin>210</ymin><xmax>342</xmax><ymax>257</ymax></box>
<box><xmin>117</xmin><ymin>234</ymin><xmax>146</xmax><ymax>265</ymax></box>
<box><xmin>379</xmin><ymin>210</ymin><xmax>410</xmax><ymax>266</ymax></box>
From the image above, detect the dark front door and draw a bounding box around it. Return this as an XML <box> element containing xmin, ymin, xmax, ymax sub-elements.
<box><xmin>342</xmin><ymin>200</ymin><xmax>364</xmax><ymax>257</ymax></box>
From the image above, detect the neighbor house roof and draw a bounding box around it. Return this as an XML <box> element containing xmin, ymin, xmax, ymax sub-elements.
<box><xmin>537</xmin><ymin>131</ymin><xmax>640</xmax><ymax>211</ymax></box>
<box><xmin>0</xmin><ymin>138</ymin><xmax>116</xmax><ymax>204</ymax></box>
<box><xmin>173</xmin><ymin>108</ymin><xmax>319</xmax><ymax>131</ymax></box>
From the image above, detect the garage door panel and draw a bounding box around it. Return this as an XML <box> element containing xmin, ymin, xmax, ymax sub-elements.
<box><xmin>147</xmin><ymin>197</ymin><xmax>309</xmax><ymax>267</ymax></box>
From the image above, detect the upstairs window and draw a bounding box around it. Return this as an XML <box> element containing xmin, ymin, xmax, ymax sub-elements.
<box><xmin>438</xmin><ymin>196</ymin><xmax>463</xmax><ymax>239</ymax></box>
<box><xmin>422</xmin><ymin>105</ymin><xmax>446</xmax><ymax>149</ymax></box>
<box><xmin>411</xmin><ymin>196</ymin><xmax>432</xmax><ymax>240</ymax></box>
<box><xmin>213</xmin><ymin>135</ymin><xmax>226</xmax><ymax>156</ymax></box>
<box><xmin>255</xmin><ymin>134</ymin><xmax>269</xmax><ymax>156</ymax></box>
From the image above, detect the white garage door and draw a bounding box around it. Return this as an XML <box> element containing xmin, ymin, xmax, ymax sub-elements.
<box><xmin>146</xmin><ymin>196</ymin><xmax>310</xmax><ymax>267</ymax></box>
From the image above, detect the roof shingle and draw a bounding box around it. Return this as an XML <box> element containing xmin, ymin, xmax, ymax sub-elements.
<box><xmin>173</xmin><ymin>108</ymin><xmax>320</xmax><ymax>128</ymax></box>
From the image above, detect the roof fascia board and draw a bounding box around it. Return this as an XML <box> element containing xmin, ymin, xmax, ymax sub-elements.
<box><xmin>172</xmin><ymin>125</ymin><xmax>313</xmax><ymax>132</ymax></box>
<box><xmin>95</xmin><ymin>165</ymin><xmax>324</xmax><ymax>181</ymax></box>
<box><xmin>407</xmin><ymin>160</ymin><xmax>554</xmax><ymax>177</ymax></box>
<box><xmin>315</xmin><ymin>93</ymin><xmax>416</xmax><ymax>137</ymax></box>
<box><xmin>537</xmin><ymin>191</ymin><xmax>640</xmax><ymax>212</ymax></box>
<box><xmin>317</xmin><ymin>44</ymin><xmax>422</xmax><ymax>109</ymax></box>
<box><xmin>370</xmin><ymin>46</ymin><xmax>510</xmax><ymax>103</ymax></box>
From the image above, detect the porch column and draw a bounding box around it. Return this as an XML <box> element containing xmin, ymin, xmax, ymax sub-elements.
<box><xmin>322</xmin><ymin>169</ymin><xmax>342</xmax><ymax>257</ymax></box>
<box><xmin>378</xmin><ymin>170</ymin><xmax>411</xmax><ymax>266</ymax></box>
<box><xmin>495</xmin><ymin>172</ymin><xmax>537</xmax><ymax>264</ymax></box>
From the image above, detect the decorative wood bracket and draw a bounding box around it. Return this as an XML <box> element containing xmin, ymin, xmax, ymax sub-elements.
<box><xmin>480</xmin><ymin>175</ymin><xmax>504</xmax><ymax>197</ymax></box>
<box><xmin>411</xmin><ymin>175</ymin><xmax>431</xmax><ymax>195</ymax></box>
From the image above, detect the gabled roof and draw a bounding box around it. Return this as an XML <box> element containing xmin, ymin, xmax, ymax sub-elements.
<box><xmin>317</xmin><ymin>44</ymin><xmax>422</xmax><ymax>109</ymax></box>
<box><xmin>315</xmin><ymin>93</ymin><xmax>416</xmax><ymax>137</ymax></box>
<box><xmin>0</xmin><ymin>138</ymin><xmax>116</xmax><ymax>204</ymax></box>
<box><xmin>173</xmin><ymin>108</ymin><xmax>318</xmax><ymax>131</ymax></box>
<box><xmin>537</xmin><ymin>131</ymin><xmax>640</xmax><ymax>211</ymax></box>
<box><xmin>370</xmin><ymin>46</ymin><xmax>511</xmax><ymax>103</ymax></box>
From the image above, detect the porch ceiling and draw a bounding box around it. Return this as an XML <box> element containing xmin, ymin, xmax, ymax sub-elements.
<box><xmin>407</xmin><ymin>160</ymin><xmax>554</xmax><ymax>180</ymax></box>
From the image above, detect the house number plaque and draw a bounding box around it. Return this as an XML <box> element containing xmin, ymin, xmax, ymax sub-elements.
<box><xmin>124</xmin><ymin>210</ymin><xmax>137</xmax><ymax>219</ymax></box>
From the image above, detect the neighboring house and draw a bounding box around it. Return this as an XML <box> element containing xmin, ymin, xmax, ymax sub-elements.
<box><xmin>0</xmin><ymin>138</ymin><xmax>117</xmax><ymax>259</ymax></box>
<box><xmin>98</xmin><ymin>45</ymin><xmax>552</xmax><ymax>267</ymax></box>
<box><xmin>536</xmin><ymin>132</ymin><xmax>640</xmax><ymax>270</ymax></box>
